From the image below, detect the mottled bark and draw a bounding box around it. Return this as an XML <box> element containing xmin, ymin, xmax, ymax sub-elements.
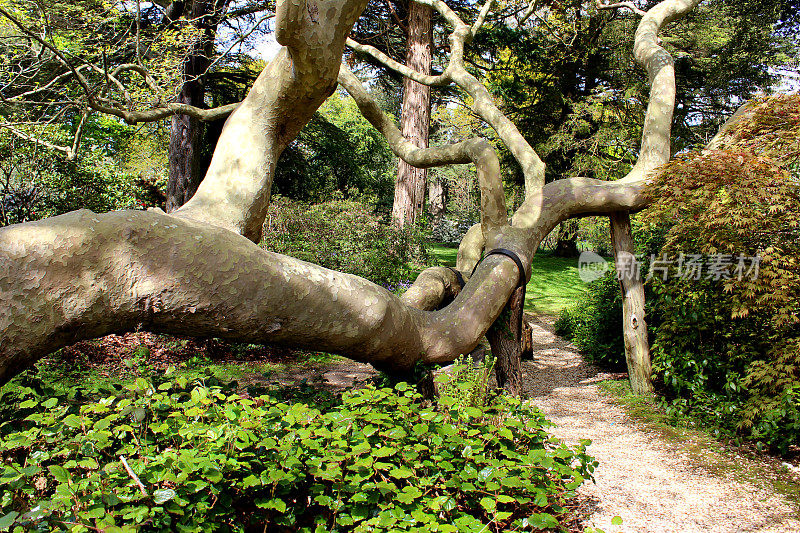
<box><xmin>174</xmin><ymin>0</ymin><xmax>369</xmax><ymax>242</ymax></box>
<box><xmin>0</xmin><ymin>208</ymin><xmax>526</xmax><ymax>385</ymax></box>
<box><xmin>393</xmin><ymin>0</ymin><xmax>432</xmax><ymax>227</ymax></box>
<box><xmin>610</xmin><ymin>211</ymin><xmax>654</xmax><ymax>395</ymax></box>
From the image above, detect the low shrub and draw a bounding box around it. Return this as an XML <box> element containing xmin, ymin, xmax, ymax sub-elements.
<box><xmin>261</xmin><ymin>196</ymin><xmax>428</xmax><ymax>288</ymax></box>
<box><xmin>641</xmin><ymin>95</ymin><xmax>800</xmax><ymax>452</ymax></box>
<box><xmin>0</xmin><ymin>374</ymin><xmax>595</xmax><ymax>532</ymax></box>
<box><xmin>433</xmin><ymin>353</ymin><xmax>495</xmax><ymax>411</ymax></box>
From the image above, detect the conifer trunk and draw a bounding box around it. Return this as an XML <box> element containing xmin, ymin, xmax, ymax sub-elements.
<box><xmin>166</xmin><ymin>0</ymin><xmax>218</xmax><ymax>212</ymax></box>
<box><xmin>392</xmin><ymin>0</ymin><xmax>432</xmax><ymax>227</ymax></box>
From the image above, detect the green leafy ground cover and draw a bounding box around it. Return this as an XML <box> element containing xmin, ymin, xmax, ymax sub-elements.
<box><xmin>0</xmin><ymin>239</ymin><xmax>603</xmax><ymax>532</ymax></box>
<box><xmin>0</xmin><ymin>373</ymin><xmax>596</xmax><ymax>532</ymax></box>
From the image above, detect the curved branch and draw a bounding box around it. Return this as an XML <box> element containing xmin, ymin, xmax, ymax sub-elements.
<box><xmin>514</xmin><ymin>0</ymin><xmax>701</xmax><ymax>232</ymax></box>
<box><xmin>339</xmin><ymin>65</ymin><xmax>507</xmax><ymax>233</ymax></box>
<box><xmin>597</xmin><ymin>0</ymin><xmax>647</xmax><ymax>16</ymax></box>
<box><xmin>174</xmin><ymin>0</ymin><xmax>370</xmax><ymax>241</ymax></box>
<box><xmin>0</xmin><ymin>209</ymin><xmax>521</xmax><ymax>383</ymax></box>
<box><xmin>346</xmin><ymin>0</ymin><xmax>547</xmax><ymax>192</ymax></box>
<box><xmin>456</xmin><ymin>223</ymin><xmax>485</xmax><ymax>273</ymax></box>
<box><xmin>401</xmin><ymin>266</ymin><xmax>466</xmax><ymax>311</ymax></box>
<box><xmin>470</xmin><ymin>0</ymin><xmax>495</xmax><ymax>39</ymax></box>
<box><xmin>88</xmin><ymin>100</ymin><xmax>239</xmax><ymax>124</ymax></box>
<box><xmin>345</xmin><ymin>38</ymin><xmax>452</xmax><ymax>86</ymax></box>
<box><xmin>621</xmin><ymin>0</ymin><xmax>701</xmax><ymax>183</ymax></box>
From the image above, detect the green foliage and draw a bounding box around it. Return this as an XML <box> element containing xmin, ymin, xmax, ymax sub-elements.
<box><xmin>261</xmin><ymin>196</ymin><xmax>428</xmax><ymax>287</ymax></box>
<box><xmin>0</xmin><ymin>376</ymin><xmax>595</xmax><ymax>532</ymax></box>
<box><xmin>471</xmin><ymin>0</ymin><xmax>796</xmax><ymax>189</ymax></box>
<box><xmin>0</xmin><ymin>117</ymin><xmax>167</xmax><ymax>226</ymax></box>
<box><xmin>639</xmin><ymin>95</ymin><xmax>800</xmax><ymax>453</ymax></box>
<box><xmin>274</xmin><ymin>92</ymin><xmax>396</xmax><ymax>206</ymax></box>
<box><xmin>555</xmin><ymin>272</ymin><xmax>626</xmax><ymax>370</ymax></box>
<box><xmin>433</xmin><ymin>353</ymin><xmax>495</xmax><ymax>412</ymax></box>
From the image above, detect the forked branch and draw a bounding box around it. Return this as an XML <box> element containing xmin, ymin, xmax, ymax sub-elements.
<box><xmin>346</xmin><ymin>0</ymin><xmax>547</xmax><ymax>191</ymax></box>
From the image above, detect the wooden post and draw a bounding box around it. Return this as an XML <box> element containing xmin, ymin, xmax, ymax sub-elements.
<box><xmin>610</xmin><ymin>211</ymin><xmax>654</xmax><ymax>395</ymax></box>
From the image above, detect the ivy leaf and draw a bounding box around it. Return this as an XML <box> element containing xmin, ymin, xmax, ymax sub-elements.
<box><xmin>0</xmin><ymin>511</ymin><xmax>19</xmax><ymax>531</ymax></box>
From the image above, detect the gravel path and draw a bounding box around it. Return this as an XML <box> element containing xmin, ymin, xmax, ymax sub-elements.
<box><xmin>524</xmin><ymin>314</ymin><xmax>800</xmax><ymax>533</ymax></box>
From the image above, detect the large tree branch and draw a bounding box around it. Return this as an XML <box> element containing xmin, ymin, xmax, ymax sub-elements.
<box><xmin>346</xmin><ymin>0</ymin><xmax>548</xmax><ymax>192</ymax></box>
<box><xmin>339</xmin><ymin>64</ymin><xmax>514</xmax><ymax>311</ymax></box>
<box><xmin>173</xmin><ymin>0</ymin><xmax>369</xmax><ymax>241</ymax></box>
<box><xmin>0</xmin><ymin>209</ymin><xmax>522</xmax><ymax>384</ymax></box>
<box><xmin>513</xmin><ymin>0</ymin><xmax>701</xmax><ymax>234</ymax></box>
<box><xmin>338</xmin><ymin>65</ymin><xmax>506</xmax><ymax>234</ymax></box>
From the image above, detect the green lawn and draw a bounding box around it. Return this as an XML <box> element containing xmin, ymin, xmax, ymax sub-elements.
<box><xmin>426</xmin><ymin>243</ymin><xmax>589</xmax><ymax>316</ymax></box>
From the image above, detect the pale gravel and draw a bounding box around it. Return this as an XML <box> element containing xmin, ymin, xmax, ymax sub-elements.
<box><xmin>524</xmin><ymin>314</ymin><xmax>800</xmax><ymax>533</ymax></box>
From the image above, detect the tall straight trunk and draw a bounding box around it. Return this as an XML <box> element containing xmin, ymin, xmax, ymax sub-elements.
<box><xmin>392</xmin><ymin>0</ymin><xmax>432</xmax><ymax>227</ymax></box>
<box><xmin>610</xmin><ymin>211</ymin><xmax>654</xmax><ymax>395</ymax></box>
<box><xmin>165</xmin><ymin>0</ymin><xmax>218</xmax><ymax>213</ymax></box>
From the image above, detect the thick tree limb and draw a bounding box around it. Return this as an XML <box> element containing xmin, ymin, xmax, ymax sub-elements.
<box><xmin>610</xmin><ymin>211</ymin><xmax>654</xmax><ymax>395</ymax></box>
<box><xmin>0</xmin><ymin>0</ymin><xmax>705</xmax><ymax>388</ymax></box>
<box><xmin>339</xmin><ymin>66</ymin><xmax>506</xmax><ymax>234</ymax></box>
<box><xmin>400</xmin><ymin>267</ymin><xmax>466</xmax><ymax>311</ymax></box>
<box><xmin>346</xmin><ymin>0</ymin><xmax>547</xmax><ymax>192</ymax></box>
<box><xmin>0</xmin><ymin>209</ymin><xmax>523</xmax><ymax>384</ymax></box>
<box><xmin>174</xmin><ymin>0</ymin><xmax>370</xmax><ymax>241</ymax></box>
<box><xmin>513</xmin><ymin>0</ymin><xmax>701</xmax><ymax>237</ymax></box>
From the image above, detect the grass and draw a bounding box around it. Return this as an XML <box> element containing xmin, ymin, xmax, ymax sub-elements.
<box><xmin>426</xmin><ymin>243</ymin><xmax>589</xmax><ymax>315</ymax></box>
<box><xmin>599</xmin><ymin>379</ymin><xmax>800</xmax><ymax>512</ymax></box>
